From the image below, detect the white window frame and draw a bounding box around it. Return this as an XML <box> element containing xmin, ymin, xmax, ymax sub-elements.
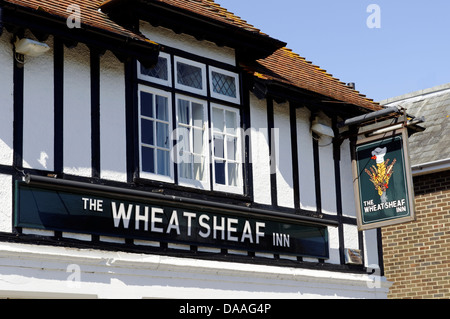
<box><xmin>174</xmin><ymin>56</ymin><xmax>207</xmax><ymax>96</ymax></box>
<box><xmin>175</xmin><ymin>94</ymin><xmax>211</xmax><ymax>190</ymax></box>
<box><xmin>138</xmin><ymin>52</ymin><xmax>172</xmax><ymax>87</ymax></box>
<box><xmin>209</xmin><ymin>66</ymin><xmax>240</xmax><ymax>104</ymax></box>
<box><xmin>138</xmin><ymin>85</ymin><xmax>174</xmax><ymax>183</ymax></box>
<box><xmin>210</xmin><ymin>103</ymin><xmax>243</xmax><ymax>195</ymax></box>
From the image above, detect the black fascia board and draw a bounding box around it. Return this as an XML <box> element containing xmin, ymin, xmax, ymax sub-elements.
<box><xmin>25</xmin><ymin>174</ymin><xmax>339</xmax><ymax>228</ymax></box>
<box><xmin>101</xmin><ymin>0</ymin><xmax>286</xmax><ymax>61</ymax></box>
<box><xmin>2</xmin><ymin>3</ymin><xmax>160</xmax><ymax>67</ymax></box>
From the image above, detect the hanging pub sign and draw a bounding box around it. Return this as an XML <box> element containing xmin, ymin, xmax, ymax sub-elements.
<box><xmin>353</xmin><ymin>127</ymin><xmax>415</xmax><ymax>230</ymax></box>
<box><xmin>14</xmin><ymin>179</ymin><xmax>329</xmax><ymax>259</ymax></box>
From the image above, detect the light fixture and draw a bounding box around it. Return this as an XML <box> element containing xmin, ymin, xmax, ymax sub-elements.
<box><xmin>311</xmin><ymin>117</ymin><xmax>335</xmax><ymax>138</ymax></box>
<box><xmin>14</xmin><ymin>38</ymin><xmax>50</xmax><ymax>57</ymax></box>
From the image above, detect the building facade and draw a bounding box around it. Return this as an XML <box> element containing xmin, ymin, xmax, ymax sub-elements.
<box><xmin>381</xmin><ymin>84</ymin><xmax>450</xmax><ymax>299</ymax></box>
<box><xmin>0</xmin><ymin>0</ymin><xmax>391</xmax><ymax>298</ymax></box>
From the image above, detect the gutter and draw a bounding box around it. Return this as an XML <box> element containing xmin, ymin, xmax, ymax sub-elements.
<box><xmin>411</xmin><ymin>158</ymin><xmax>450</xmax><ymax>176</ymax></box>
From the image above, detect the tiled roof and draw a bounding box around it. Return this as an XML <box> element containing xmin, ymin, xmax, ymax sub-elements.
<box><xmin>151</xmin><ymin>0</ymin><xmax>265</xmax><ymax>34</ymax></box>
<box><xmin>381</xmin><ymin>84</ymin><xmax>450</xmax><ymax>166</ymax></box>
<box><xmin>3</xmin><ymin>0</ymin><xmax>154</xmax><ymax>43</ymax></box>
<box><xmin>2</xmin><ymin>0</ymin><xmax>381</xmax><ymax>112</ymax></box>
<box><xmin>244</xmin><ymin>47</ymin><xmax>381</xmax><ymax>111</ymax></box>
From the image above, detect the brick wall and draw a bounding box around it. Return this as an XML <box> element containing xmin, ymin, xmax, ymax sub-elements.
<box><xmin>382</xmin><ymin>170</ymin><xmax>450</xmax><ymax>299</ymax></box>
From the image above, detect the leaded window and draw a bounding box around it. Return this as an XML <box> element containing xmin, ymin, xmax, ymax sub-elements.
<box><xmin>138</xmin><ymin>53</ymin><xmax>242</xmax><ymax>194</ymax></box>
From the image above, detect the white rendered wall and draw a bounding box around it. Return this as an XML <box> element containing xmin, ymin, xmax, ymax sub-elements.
<box><xmin>296</xmin><ymin>108</ymin><xmax>316</xmax><ymax>211</ymax></box>
<box><xmin>0</xmin><ymin>242</ymin><xmax>391</xmax><ymax>299</ymax></box>
<box><xmin>363</xmin><ymin>229</ymin><xmax>380</xmax><ymax>268</ymax></box>
<box><xmin>22</xmin><ymin>35</ymin><xmax>54</xmax><ymax>171</ymax></box>
<box><xmin>249</xmin><ymin>93</ymin><xmax>271</xmax><ymax>205</ymax></box>
<box><xmin>100</xmin><ymin>51</ymin><xmax>127</xmax><ymax>182</ymax></box>
<box><xmin>344</xmin><ymin>224</ymin><xmax>359</xmax><ymax>252</ymax></box>
<box><xmin>326</xmin><ymin>226</ymin><xmax>340</xmax><ymax>264</ymax></box>
<box><xmin>140</xmin><ymin>21</ymin><xmax>236</xmax><ymax>66</ymax></box>
<box><xmin>273</xmin><ymin>101</ymin><xmax>294</xmax><ymax>208</ymax></box>
<box><xmin>340</xmin><ymin>139</ymin><xmax>357</xmax><ymax>218</ymax></box>
<box><xmin>318</xmin><ymin>114</ymin><xmax>337</xmax><ymax>215</ymax></box>
<box><xmin>0</xmin><ymin>31</ymin><xmax>14</xmax><ymax>166</ymax></box>
<box><xmin>0</xmin><ymin>174</ymin><xmax>12</xmax><ymax>233</ymax></box>
<box><xmin>63</xmin><ymin>44</ymin><xmax>91</xmax><ymax>177</ymax></box>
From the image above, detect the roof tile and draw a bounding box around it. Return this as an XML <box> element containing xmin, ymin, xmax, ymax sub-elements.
<box><xmin>244</xmin><ymin>47</ymin><xmax>381</xmax><ymax>111</ymax></box>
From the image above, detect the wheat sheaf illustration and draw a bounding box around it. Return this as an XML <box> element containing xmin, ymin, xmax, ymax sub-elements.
<box><xmin>364</xmin><ymin>147</ymin><xmax>396</xmax><ymax>203</ymax></box>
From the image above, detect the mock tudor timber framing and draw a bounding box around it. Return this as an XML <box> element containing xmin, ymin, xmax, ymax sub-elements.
<box><xmin>0</xmin><ymin>0</ymin><xmax>389</xmax><ymax>273</ymax></box>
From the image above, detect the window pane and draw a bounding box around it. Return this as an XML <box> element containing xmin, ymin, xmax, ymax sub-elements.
<box><xmin>141</xmin><ymin>147</ymin><xmax>155</xmax><ymax>173</ymax></box>
<box><xmin>212</xmin><ymin>71</ymin><xmax>237</xmax><ymax>98</ymax></box>
<box><xmin>215</xmin><ymin>161</ymin><xmax>225</xmax><ymax>185</ymax></box>
<box><xmin>141</xmin><ymin>57</ymin><xmax>168</xmax><ymax>80</ymax></box>
<box><xmin>212</xmin><ymin>108</ymin><xmax>224</xmax><ymax>132</ymax></box>
<box><xmin>192</xmin><ymin>103</ymin><xmax>204</xmax><ymax>128</ymax></box>
<box><xmin>177</xmin><ymin>62</ymin><xmax>203</xmax><ymax>89</ymax></box>
<box><xmin>228</xmin><ymin>163</ymin><xmax>238</xmax><ymax>186</ymax></box>
<box><xmin>156</xmin><ymin>95</ymin><xmax>169</xmax><ymax>121</ymax></box>
<box><xmin>225</xmin><ymin>111</ymin><xmax>237</xmax><ymax>135</ymax></box>
<box><xmin>157</xmin><ymin>149</ymin><xmax>170</xmax><ymax>176</ymax></box>
<box><xmin>193</xmin><ymin>155</ymin><xmax>205</xmax><ymax>181</ymax></box>
<box><xmin>178</xmin><ymin>99</ymin><xmax>190</xmax><ymax>125</ymax></box>
<box><xmin>156</xmin><ymin>122</ymin><xmax>169</xmax><ymax>148</ymax></box>
<box><xmin>193</xmin><ymin>128</ymin><xmax>204</xmax><ymax>155</ymax></box>
<box><xmin>140</xmin><ymin>92</ymin><xmax>153</xmax><ymax>118</ymax></box>
<box><xmin>226</xmin><ymin>136</ymin><xmax>237</xmax><ymax>161</ymax></box>
<box><xmin>180</xmin><ymin>154</ymin><xmax>193</xmax><ymax>180</ymax></box>
<box><xmin>177</xmin><ymin>126</ymin><xmax>190</xmax><ymax>154</ymax></box>
<box><xmin>141</xmin><ymin>119</ymin><xmax>154</xmax><ymax>145</ymax></box>
<box><xmin>214</xmin><ymin>134</ymin><xmax>224</xmax><ymax>159</ymax></box>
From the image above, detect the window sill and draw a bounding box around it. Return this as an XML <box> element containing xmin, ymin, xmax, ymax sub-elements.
<box><xmin>133</xmin><ymin>177</ymin><xmax>250</xmax><ymax>202</ymax></box>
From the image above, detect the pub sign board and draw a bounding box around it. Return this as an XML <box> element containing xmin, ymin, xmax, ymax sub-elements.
<box><xmin>14</xmin><ymin>181</ymin><xmax>329</xmax><ymax>259</ymax></box>
<box><xmin>353</xmin><ymin>128</ymin><xmax>415</xmax><ymax>230</ymax></box>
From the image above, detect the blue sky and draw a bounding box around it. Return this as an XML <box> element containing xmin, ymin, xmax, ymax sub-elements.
<box><xmin>217</xmin><ymin>0</ymin><xmax>450</xmax><ymax>102</ymax></box>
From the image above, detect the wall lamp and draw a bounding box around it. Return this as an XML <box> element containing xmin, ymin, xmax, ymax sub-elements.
<box><xmin>311</xmin><ymin>116</ymin><xmax>335</xmax><ymax>138</ymax></box>
<box><xmin>14</xmin><ymin>37</ymin><xmax>50</xmax><ymax>64</ymax></box>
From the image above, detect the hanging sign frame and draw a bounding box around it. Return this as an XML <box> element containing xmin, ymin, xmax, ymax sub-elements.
<box><xmin>352</xmin><ymin>127</ymin><xmax>416</xmax><ymax>230</ymax></box>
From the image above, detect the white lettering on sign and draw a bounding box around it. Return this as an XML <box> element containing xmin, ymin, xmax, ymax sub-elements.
<box><xmin>363</xmin><ymin>198</ymin><xmax>407</xmax><ymax>213</ymax></box>
<box><xmin>82</xmin><ymin>198</ymin><xmax>103</xmax><ymax>212</ymax></box>
<box><xmin>273</xmin><ymin>232</ymin><xmax>290</xmax><ymax>247</ymax></box>
<box><xmin>109</xmin><ymin>202</ymin><xmax>266</xmax><ymax>245</ymax></box>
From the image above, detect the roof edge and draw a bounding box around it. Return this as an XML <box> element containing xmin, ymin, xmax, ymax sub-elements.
<box><xmin>100</xmin><ymin>0</ymin><xmax>286</xmax><ymax>59</ymax></box>
<box><xmin>411</xmin><ymin>157</ymin><xmax>450</xmax><ymax>176</ymax></box>
<box><xmin>381</xmin><ymin>83</ymin><xmax>450</xmax><ymax>105</ymax></box>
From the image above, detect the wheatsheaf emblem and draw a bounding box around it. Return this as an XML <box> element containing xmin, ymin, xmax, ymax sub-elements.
<box><xmin>364</xmin><ymin>147</ymin><xmax>397</xmax><ymax>203</ymax></box>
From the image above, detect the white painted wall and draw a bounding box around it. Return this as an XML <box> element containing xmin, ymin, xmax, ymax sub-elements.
<box><xmin>22</xmin><ymin>35</ymin><xmax>54</xmax><ymax>171</ymax></box>
<box><xmin>296</xmin><ymin>108</ymin><xmax>316</xmax><ymax>211</ymax></box>
<box><xmin>0</xmin><ymin>31</ymin><xmax>14</xmax><ymax>167</ymax></box>
<box><xmin>318</xmin><ymin>114</ymin><xmax>337</xmax><ymax>215</ymax></box>
<box><xmin>0</xmin><ymin>174</ymin><xmax>12</xmax><ymax>233</ymax></box>
<box><xmin>326</xmin><ymin>226</ymin><xmax>340</xmax><ymax>264</ymax></box>
<box><xmin>340</xmin><ymin>139</ymin><xmax>357</xmax><ymax>218</ymax></box>
<box><xmin>63</xmin><ymin>43</ymin><xmax>91</xmax><ymax>177</ymax></box>
<box><xmin>0</xmin><ymin>242</ymin><xmax>391</xmax><ymax>299</ymax></box>
<box><xmin>344</xmin><ymin>223</ymin><xmax>359</xmax><ymax>252</ymax></box>
<box><xmin>274</xmin><ymin>101</ymin><xmax>294</xmax><ymax>208</ymax></box>
<box><xmin>100</xmin><ymin>51</ymin><xmax>127</xmax><ymax>182</ymax></box>
<box><xmin>363</xmin><ymin>229</ymin><xmax>380</xmax><ymax>268</ymax></box>
<box><xmin>249</xmin><ymin>93</ymin><xmax>271</xmax><ymax>205</ymax></box>
<box><xmin>140</xmin><ymin>21</ymin><xmax>236</xmax><ymax>66</ymax></box>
